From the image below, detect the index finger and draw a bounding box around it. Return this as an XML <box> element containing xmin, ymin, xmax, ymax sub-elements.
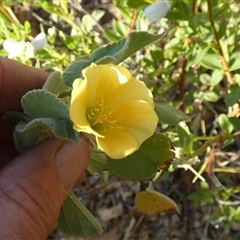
<box><xmin>0</xmin><ymin>57</ymin><xmax>50</xmax><ymax>114</ymax></box>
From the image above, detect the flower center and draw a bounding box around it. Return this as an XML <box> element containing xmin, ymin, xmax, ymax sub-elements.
<box><xmin>86</xmin><ymin>100</ymin><xmax>123</xmax><ymax>134</ymax></box>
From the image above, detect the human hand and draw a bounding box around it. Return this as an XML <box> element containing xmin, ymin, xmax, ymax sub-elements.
<box><xmin>0</xmin><ymin>58</ymin><xmax>90</xmax><ymax>239</ymax></box>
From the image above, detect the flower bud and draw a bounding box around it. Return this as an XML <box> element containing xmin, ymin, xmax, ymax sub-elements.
<box><xmin>144</xmin><ymin>1</ymin><xmax>172</xmax><ymax>22</ymax></box>
<box><xmin>31</xmin><ymin>32</ymin><xmax>47</xmax><ymax>51</ymax></box>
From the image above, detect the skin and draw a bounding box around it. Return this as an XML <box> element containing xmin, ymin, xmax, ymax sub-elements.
<box><xmin>0</xmin><ymin>58</ymin><xmax>90</xmax><ymax>239</ymax></box>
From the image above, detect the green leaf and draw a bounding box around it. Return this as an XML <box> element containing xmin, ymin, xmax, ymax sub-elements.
<box><xmin>112</xmin><ymin>19</ymin><xmax>128</xmax><ymax>37</ymax></box>
<box><xmin>103</xmin><ymin>28</ymin><xmax>121</xmax><ymax>42</ymax></box>
<box><xmin>62</xmin><ymin>60</ymin><xmax>90</xmax><ymax>87</ymax></box>
<box><xmin>174</xmin><ymin>1</ymin><xmax>190</xmax><ymax>20</ymax></box>
<box><xmin>177</xmin><ymin>121</ymin><xmax>193</xmax><ymax>154</ymax></box>
<box><xmin>211</xmin><ymin>69</ymin><xmax>224</xmax><ymax>86</ymax></box>
<box><xmin>92</xmin><ymin>10</ymin><xmax>105</xmax><ymax>22</ymax></box>
<box><xmin>57</xmin><ymin>192</ymin><xmax>102</xmax><ymax>237</ymax></box>
<box><xmin>151</xmin><ymin>48</ymin><xmax>163</xmax><ymax>61</ymax></box>
<box><xmin>0</xmin><ymin>11</ymin><xmax>12</xmax><ymax>26</ymax></box>
<box><xmin>87</xmin><ymin>152</ymin><xmax>107</xmax><ymax>174</ymax></box>
<box><xmin>14</xmin><ymin>118</ymin><xmax>78</xmax><ymax>152</ymax></box>
<box><xmin>126</xmin><ymin>0</ymin><xmax>153</xmax><ymax>8</ymax></box>
<box><xmin>24</xmin><ymin>21</ymin><xmax>31</xmax><ymax>35</ymax></box>
<box><xmin>82</xmin><ymin>10</ymin><xmax>105</xmax><ymax>32</ymax></box>
<box><xmin>62</xmin><ymin>31</ymin><xmax>161</xmax><ymax>86</ymax></box>
<box><xmin>187</xmin><ymin>45</ymin><xmax>210</xmax><ymax>68</ymax></box>
<box><xmin>154</xmin><ymin>102</ymin><xmax>191</xmax><ymax>125</ymax></box>
<box><xmin>202</xmin><ymin>91</ymin><xmax>220</xmax><ymax>102</ymax></box>
<box><xmin>234</xmin><ymin>74</ymin><xmax>240</xmax><ymax>86</ymax></box>
<box><xmin>222</xmin><ymin>138</ymin><xmax>234</xmax><ymax>149</ymax></box>
<box><xmin>21</xmin><ymin>89</ymin><xmax>69</xmax><ymax>118</ymax></box>
<box><xmin>14</xmin><ymin>119</ymin><xmax>53</xmax><ymax>152</ymax></box>
<box><xmin>188</xmin><ymin>190</ymin><xmax>215</xmax><ymax>206</ymax></box>
<box><xmin>6</xmin><ymin>89</ymin><xmax>78</xmax><ymax>152</ymax></box>
<box><xmin>199</xmin><ymin>73</ymin><xmax>211</xmax><ymax>85</ymax></box>
<box><xmin>229</xmin><ymin>117</ymin><xmax>240</xmax><ymax>130</ymax></box>
<box><xmin>224</xmin><ymin>85</ymin><xmax>240</xmax><ymax>106</ymax></box>
<box><xmin>218</xmin><ymin>114</ymin><xmax>234</xmax><ymax>134</ymax></box>
<box><xmin>107</xmin><ymin>132</ymin><xmax>174</xmax><ymax>180</ymax></box>
<box><xmin>201</xmin><ymin>53</ymin><xmax>223</xmax><ymax>70</ymax></box>
<box><xmin>2</xmin><ymin>111</ymin><xmax>29</xmax><ymax>129</ymax></box>
<box><xmin>230</xmin><ymin>57</ymin><xmax>240</xmax><ymax>71</ymax></box>
<box><xmin>42</xmin><ymin>71</ymin><xmax>70</xmax><ymax>95</ymax></box>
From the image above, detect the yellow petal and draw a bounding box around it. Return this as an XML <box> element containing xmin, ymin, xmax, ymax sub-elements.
<box><xmin>82</xmin><ymin>63</ymin><xmax>104</xmax><ymax>102</ymax></box>
<box><xmin>70</xmin><ymin>78</ymin><xmax>102</xmax><ymax>137</ymax></box>
<box><xmin>96</xmin><ymin>74</ymin><xmax>153</xmax><ymax>109</ymax></box>
<box><xmin>70</xmin><ymin>79</ymin><xmax>88</xmax><ymax>125</ymax></box>
<box><xmin>94</xmin><ymin>66</ymin><xmax>131</xmax><ymax>103</ymax></box>
<box><xmin>96</xmin><ymin>129</ymin><xmax>139</xmax><ymax>159</ymax></box>
<box><xmin>82</xmin><ymin>63</ymin><xmax>131</xmax><ymax>103</ymax></box>
<box><xmin>115</xmin><ymin>100</ymin><xmax>158</xmax><ymax>145</ymax></box>
<box><xmin>112</xmin><ymin>76</ymin><xmax>154</xmax><ymax>107</ymax></box>
<box><xmin>71</xmin><ymin>78</ymin><xmax>90</xmax><ymax>108</ymax></box>
<box><xmin>135</xmin><ymin>188</ymin><xmax>180</xmax><ymax>216</ymax></box>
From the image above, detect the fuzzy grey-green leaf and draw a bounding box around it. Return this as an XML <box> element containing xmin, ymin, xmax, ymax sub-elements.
<box><xmin>14</xmin><ymin>118</ymin><xmax>78</xmax><ymax>152</ymax></box>
<box><xmin>62</xmin><ymin>31</ymin><xmax>161</xmax><ymax>86</ymax></box>
<box><xmin>42</xmin><ymin>71</ymin><xmax>70</xmax><ymax>95</ymax></box>
<box><xmin>21</xmin><ymin>89</ymin><xmax>69</xmax><ymax>118</ymax></box>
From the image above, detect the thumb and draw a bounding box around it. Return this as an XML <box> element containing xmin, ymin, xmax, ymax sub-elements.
<box><xmin>0</xmin><ymin>137</ymin><xmax>90</xmax><ymax>239</ymax></box>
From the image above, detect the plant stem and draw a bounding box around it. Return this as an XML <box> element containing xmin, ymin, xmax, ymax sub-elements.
<box><xmin>179</xmin><ymin>57</ymin><xmax>187</xmax><ymax>111</ymax></box>
<box><xmin>207</xmin><ymin>0</ymin><xmax>234</xmax><ymax>85</ymax></box>
<box><xmin>191</xmin><ymin>0</ymin><xmax>198</xmax><ymax>14</ymax></box>
<box><xmin>186</xmin><ymin>130</ymin><xmax>240</xmax><ymax>161</ymax></box>
<box><xmin>186</xmin><ymin>133</ymin><xmax>223</xmax><ymax>160</ymax></box>
<box><xmin>127</xmin><ymin>10</ymin><xmax>138</xmax><ymax>34</ymax></box>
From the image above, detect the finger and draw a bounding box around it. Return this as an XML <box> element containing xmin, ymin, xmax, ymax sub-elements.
<box><xmin>0</xmin><ymin>143</ymin><xmax>19</xmax><ymax>169</ymax></box>
<box><xmin>0</xmin><ymin>58</ymin><xmax>49</xmax><ymax>143</ymax></box>
<box><xmin>0</xmin><ymin>57</ymin><xmax>49</xmax><ymax>113</ymax></box>
<box><xmin>0</xmin><ymin>137</ymin><xmax>90</xmax><ymax>239</ymax></box>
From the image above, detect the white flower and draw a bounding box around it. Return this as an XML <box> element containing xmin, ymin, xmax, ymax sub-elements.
<box><xmin>3</xmin><ymin>32</ymin><xmax>47</xmax><ymax>59</ymax></box>
<box><xmin>3</xmin><ymin>39</ymin><xmax>35</xmax><ymax>59</ymax></box>
<box><xmin>144</xmin><ymin>0</ymin><xmax>173</xmax><ymax>22</ymax></box>
<box><xmin>31</xmin><ymin>32</ymin><xmax>47</xmax><ymax>51</ymax></box>
<box><xmin>47</xmin><ymin>28</ymin><xmax>56</xmax><ymax>37</ymax></box>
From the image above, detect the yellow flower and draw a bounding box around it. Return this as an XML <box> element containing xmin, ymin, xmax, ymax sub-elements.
<box><xmin>70</xmin><ymin>63</ymin><xmax>158</xmax><ymax>159</ymax></box>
